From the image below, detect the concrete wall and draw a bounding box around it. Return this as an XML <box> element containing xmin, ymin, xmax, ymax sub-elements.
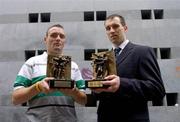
<box><xmin>0</xmin><ymin>0</ymin><xmax>180</xmax><ymax>121</ymax></box>
<box><xmin>1</xmin><ymin>0</ymin><xmax>180</xmax><ymax>14</ymax></box>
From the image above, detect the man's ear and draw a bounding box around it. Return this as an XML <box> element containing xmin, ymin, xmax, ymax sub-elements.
<box><xmin>124</xmin><ymin>25</ymin><xmax>128</xmax><ymax>32</ymax></box>
<box><xmin>44</xmin><ymin>37</ymin><xmax>47</xmax><ymax>44</ymax></box>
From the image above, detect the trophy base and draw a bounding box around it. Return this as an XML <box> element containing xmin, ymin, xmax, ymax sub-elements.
<box><xmin>49</xmin><ymin>80</ymin><xmax>74</xmax><ymax>88</ymax></box>
<box><xmin>86</xmin><ymin>80</ymin><xmax>109</xmax><ymax>88</ymax></box>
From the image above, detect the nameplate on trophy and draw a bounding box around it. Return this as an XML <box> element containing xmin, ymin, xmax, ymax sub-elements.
<box><xmin>86</xmin><ymin>50</ymin><xmax>117</xmax><ymax>88</ymax></box>
<box><xmin>47</xmin><ymin>54</ymin><xmax>74</xmax><ymax>88</ymax></box>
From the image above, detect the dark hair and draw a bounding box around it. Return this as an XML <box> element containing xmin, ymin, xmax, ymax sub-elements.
<box><xmin>105</xmin><ymin>14</ymin><xmax>126</xmax><ymax>26</ymax></box>
<box><xmin>46</xmin><ymin>24</ymin><xmax>64</xmax><ymax>36</ymax></box>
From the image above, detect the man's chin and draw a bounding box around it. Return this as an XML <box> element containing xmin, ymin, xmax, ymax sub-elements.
<box><xmin>111</xmin><ymin>39</ymin><xmax>118</xmax><ymax>43</ymax></box>
<box><xmin>53</xmin><ymin>48</ymin><xmax>62</xmax><ymax>54</ymax></box>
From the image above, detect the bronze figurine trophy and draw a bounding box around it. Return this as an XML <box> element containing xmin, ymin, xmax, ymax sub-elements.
<box><xmin>86</xmin><ymin>50</ymin><xmax>117</xmax><ymax>88</ymax></box>
<box><xmin>47</xmin><ymin>54</ymin><xmax>74</xmax><ymax>88</ymax></box>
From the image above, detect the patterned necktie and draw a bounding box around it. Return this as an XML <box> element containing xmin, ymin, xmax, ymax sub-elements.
<box><xmin>114</xmin><ymin>47</ymin><xmax>121</xmax><ymax>58</ymax></box>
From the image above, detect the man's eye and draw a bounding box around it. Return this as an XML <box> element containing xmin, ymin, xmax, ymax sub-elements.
<box><xmin>112</xmin><ymin>24</ymin><xmax>119</xmax><ymax>29</ymax></box>
<box><xmin>50</xmin><ymin>33</ymin><xmax>65</xmax><ymax>39</ymax></box>
<box><xmin>106</xmin><ymin>27</ymin><xmax>110</xmax><ymax>31</ymax></box>
<box><xmin>60</xmin><ymin>34</ymin><xmax>65</xmax><ymax>39</ymax></box>
<box><xmin>51</xmin><ymin>33</ymin><xmax>58</xmax><ymax>38</ymax></box>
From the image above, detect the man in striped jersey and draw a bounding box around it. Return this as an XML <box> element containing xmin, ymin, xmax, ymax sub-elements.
<box><xmin>12</xmin><ymin>24</ymin><xmax>87</xmax><ymax>122</ymax></box>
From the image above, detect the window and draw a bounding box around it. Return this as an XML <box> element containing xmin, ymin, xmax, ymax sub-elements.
<box><xmin>160</xmin><ymin>48</ymin><xmax>171</xmax><ymax>59</ymax></box>
<box><xmin>154</xmin><ymin>9</ymin><xmax>164</xmax><ymax>19</ymax></box>
<box><xmin>97</xmin><ymin>48</ymin><xmax>109</xmax><ymax>52</ymax></box>
<box><xmin>96</xmin><ymin>11</ymin><xmax>106</xmax><ymax>21</ymax></box>
<box><xmin>166</xmin><ymin>93</ymin><xmax>178</xmax><ymax>106</ymax></box>
<box><xmin>141</xmin><ymin>10</ymin><xmax>152</xmax><ymax>19</ymax></box>
<box><xmin>25</xmin><ymin>50</ymin><xmax>36</xmax><ymax>61</ymax></box>
<box><xmin>153</xmin><ymin>48</ymin><xmax>158</xmax><ymax>58</ymax></box>
<box><xmin>38</xmin><ymin>50</ymin><xmax>46</xmax><ymax>55</ymax></box>
<box><xmin>84</xmin><ymin>11</ymin><xmax>94</xmax><ymax>21</ymax></box>
<box><xmin>84</xmin><ymin>49</ymin><xmax>95</xmax><ymax>60</ymax></box>
<box><xmin>29</xmin><ymin>13</ymin><xmax>38</xmax><ymax>23</ymax></box>
<box><xmin>41</xmin><ymin>13</ymin><xmax>51</xmax><ymax>22</ymax></box>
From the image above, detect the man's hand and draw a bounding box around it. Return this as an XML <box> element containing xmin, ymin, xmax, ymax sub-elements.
<box><xmin>38</xmin><ymin>77</ymin><xmax>55</xmax><ymax>94</ymax></box>
<box><xmin>91</xmin><ymin>75</ymin><xmax>120</xmax><ymax>93</ymax></box>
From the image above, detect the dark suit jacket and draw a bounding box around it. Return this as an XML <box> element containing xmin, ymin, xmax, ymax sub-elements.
<box><xmin>94</xmin><ymin>42</ymin><xmax>165</xmax><ymax>122</ymax></box>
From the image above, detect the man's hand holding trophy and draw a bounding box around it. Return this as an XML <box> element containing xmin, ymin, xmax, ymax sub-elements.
<box><xmin>86</xmin><ymin>50</ymin><xmax>117</xmax><ymax>88</ymax></box>
<box><xmin>47</xmin><ymin>54</ymin><xmax>74</xmax><ymax>88</ymax></box>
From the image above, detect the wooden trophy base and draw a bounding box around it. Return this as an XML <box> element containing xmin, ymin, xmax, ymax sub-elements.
<box><xmin>49</xmin><ymin>79</ymin><xmax>74</xmax><ymax>88</ymax></box>
<box><xmin>86</xmin><ymin>79</ymin><xmax>109</xmax><ymax>88</ymax></box>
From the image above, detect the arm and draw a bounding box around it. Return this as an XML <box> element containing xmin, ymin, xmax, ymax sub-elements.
<box><xmin>92</xmin><ymin>47</ymin><xmax>165</xmax><ymax>102</ymax></box>
<box><xmin>12</xmin><ymin>84</ymin><xmax>40</xmax><ymax>105</ymax></box>
<box><xmin>12</xmin><ymin>77</ymin><xmax>54</xmax><ymax>105</ymax></box>
<box><xmin>116</xmin><ymin>47</ymin><xmax>165</xmax><ymax>101</ymax></box>
<box><xmin>68</xmin><ymin>62</ymin><xmax>87</xmax><ymax>105</ymax></box>
<box><xmin>69</xmin><ymin>88</ymin><xmax>87</xmax><ymax>105</ymax></box>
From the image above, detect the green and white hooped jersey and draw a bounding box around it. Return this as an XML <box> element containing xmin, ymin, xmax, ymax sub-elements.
<box><xmin>13</xmin><ymin>52</ymin><xmax>85</xmax><ymax>101</ymax></box>
<box><xmin>14</xmin><ymin>52</ymin><xmax>85</xmax><ymax>122</ymax></box>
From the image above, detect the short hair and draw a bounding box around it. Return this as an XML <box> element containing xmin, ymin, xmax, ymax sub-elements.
<box><xmin>105</xmin><ymin>14</ymin><xmax>126</xmax><ymax>26</ymax></box>
<box><xmin>46</xmin><ymin>24</ymin><xmax>64</xmax><ymax>36</ymax></box>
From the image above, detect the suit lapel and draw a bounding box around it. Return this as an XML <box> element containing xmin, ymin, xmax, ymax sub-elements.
<box><xmin>116</xmin><ymin>42</ymin><xmax>134</xmax><ymax>65</ymax></box>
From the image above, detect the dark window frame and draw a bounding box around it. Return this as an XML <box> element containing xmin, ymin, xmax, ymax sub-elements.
<box><xmin>96</xmin><ymin>11</ymin><xmax>106</xmax><ymax>21</ymax></box>
<box><xmin>84</xmin><ymin>11</ymin><xmax>94</xmax><ymax>21</ymax></box>
<box><xmin>154</xmin><ymin>9</ymin><xmax>164</xmax><ymax>19</ymax></box>
<box><xmin>29</xmin><ymin>13</ymin><xmax>39</xmax><ymax>23</ymax></box>
<box><xmin>141</xmin><ymin>10</ymin><xmax>152</xmax><ymax>19</ymax></box>
<box><xmin>160</xmin><ymin>48</ymin><xmax>171</xmax><ymax>59</ymax></box>
<box><xmin>97</xmin><ymin>48</ymin><xmax>109</xmax><ymax>52</ymax></box>
<box><xmin>38</xmin><ymin>50</ymin><xmax>46</xmax><ymax>55</ymax></box>
<box><xmin>84</xmin><ymin>49</ymin><xmax>95</xmax><ymax>60</ymax></box>
<box><xmin>25</xmin><ymin>50</ymin><xmax>36</xmax><ymax>61</ymax></box>
<box><xmin>40</xmin><ymin>13</ymin><xmax>51</xmax><ymax>22</ymax></box>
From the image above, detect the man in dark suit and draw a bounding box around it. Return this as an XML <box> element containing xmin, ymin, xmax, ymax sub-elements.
<box><xmin>91</xmin><ymin>14</ymin><xmax>165</xmax><ymax>122</ymax></box>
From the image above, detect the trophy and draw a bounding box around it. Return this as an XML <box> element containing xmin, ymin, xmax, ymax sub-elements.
<box><xmin>47</xmin><ymin>54</ymin><xmax>74</xmax><ymax>88</ymax></box>
<box><xmin>86</xmin><ymin>50</ymin><xmax>117</xmax><ymax>88</ymax></box>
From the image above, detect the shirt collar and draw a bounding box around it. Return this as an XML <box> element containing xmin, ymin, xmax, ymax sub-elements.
<box><xmin>112</xmin><ymin>39</ymin><xmax>129</xmax><ymax>50</ymax></box>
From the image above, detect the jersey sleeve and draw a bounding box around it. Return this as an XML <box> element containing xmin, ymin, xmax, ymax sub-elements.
<box><xmin>71</xmin><ymin>62</ymin><xmax>85</xmax><ymax>90</ymax></box>
<box><xmin>13</xmin><ymin>62</ymin><xmax>33</xmax><ymax>90</ymax></box>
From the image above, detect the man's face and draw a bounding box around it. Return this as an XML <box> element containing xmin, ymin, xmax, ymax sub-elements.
<box><xmin>44</xmin><ymin>27</ymin><xmax>66</xmax><ymax>55</ymax></box>
<box><xmin>105</xmin><ymin>17</ymin><xmax>127</xmax><ymax>46</ymax></box>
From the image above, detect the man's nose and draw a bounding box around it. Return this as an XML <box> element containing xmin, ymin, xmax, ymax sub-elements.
<box><xmin>56</xmin><ymin>35</ymin><xmax>62</xmax><ymax>40</ymax></box>
<box><xmin>109</xmin><ymin>27</ymin><xmax>115</xmax><ymax>33</ymax></box>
